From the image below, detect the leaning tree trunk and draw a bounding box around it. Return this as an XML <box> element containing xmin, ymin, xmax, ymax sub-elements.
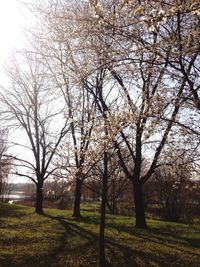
<box><xmin>35</xmin><ymin>181</ymin><xmax>44</xmax><ymax>215</ymax></box>
<box><xmin>99</xmin><ymin>151</ymin><xmax>108</xmax><ymax>267</ymax></box>
<box><xmin>133</xmin><ymin>181</ymin><xmax>147</xmax><ymax>228</ymax></box>
<box><xmin>73</xmin><ymin>178</ymin><xmax>82</xmax><ymax>218</ymax></box>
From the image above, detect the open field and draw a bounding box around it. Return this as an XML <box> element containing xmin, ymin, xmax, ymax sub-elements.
<box><xmin>0</xmin><ymin>202</ymin><xmax>199</xmax><ymax>267</ymax></box>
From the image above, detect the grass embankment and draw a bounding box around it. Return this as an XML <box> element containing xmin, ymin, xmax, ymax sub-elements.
<box><xmin>0</xmin><ymin>202</ymin><xmax>199</xmax><ymax>267</ymax></box>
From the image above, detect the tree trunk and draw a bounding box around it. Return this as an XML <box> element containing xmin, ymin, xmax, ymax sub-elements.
<box><xmin>99</xmin><ymin>151</ymin><xmax>108</xmax><ymax>267</ymax></box>
<box><xmin>0</xmin><ymin>181</ymin><xmax>3</xmax><ymax>202</ymax></box>
<box><xmin>73</xmin><ymin>178</ymin><xmax>82</xmax><ymax>218</ymax></box>
<box><xmin>133</xmin><ymin>181</ymin><xmax>147</xmax><ymax>228</ymax></box>
<box><xmin>0</xmin><ymin>181</ymin><xmax>2</xmax><ymax>196</ymax></box>
<box><xmin>35</xmin><ymin>182</ymin><xmax>44</xmax><ymax>215</ymax></box>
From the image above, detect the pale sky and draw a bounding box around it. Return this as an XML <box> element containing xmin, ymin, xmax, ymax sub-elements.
<box><xmin>0</xmin><ymin>0</ymin><xmax>32</xmax><ymax>61</ymax></box>
<box><xmin>0</xmin><ymin>0</ymin><xmax>34</xmax><ymax>183</ymax></box>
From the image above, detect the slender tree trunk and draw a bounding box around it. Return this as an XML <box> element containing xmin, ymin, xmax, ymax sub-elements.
<box><xmin>35</xmin><ymin>181</ymin><xmax>44</xmax><ymax>215</ymax></box>
<box><xmin>0</xmin><ymin>181</ymin><xmax>2</xmax><ymax>196</ymax></box>
<box><xmin>133</xmin><ymin>181</ymin><xmax>147</xmax><ymax>228</ymax></box>
<box><xmin>73</xmin><ymin>178</ymin><xmax>82</xmax><ymax>218</ymax></box>
<box><xmin>99</xmin><ymin>151</ymin><xmax>108</xmax><ymax>267</ymax></box>
<box><xmin>0</xmin><ymin>181</ymin><xmax>3</xmax><ymax>202</ymax></box>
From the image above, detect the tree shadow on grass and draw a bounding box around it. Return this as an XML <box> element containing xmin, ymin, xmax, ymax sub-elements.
<box><xmin>106</xmin><ymin>223</ymin><xmax>199</xmax><ymax>267</ymax></box>
<box><xmin>42</xmin><ymin>214</ymin><xmax>133</xmax><ymax>266</ymax></box>
<box><xmin>4</xmin><ymin>212</ymin><xmax>196</xmax><ymax>267</ymax></box>
<box><xmin>42</xmin><ymin>214</ymin><xmax>197</xmax><ymax>267</ymax></box>
<box><xmin>106</xmin><ymin>221</ymin><xmax>200</xmax><ymax>250</ymax></box>
<box><xmin>0</xmin><ymin>203</ymin><xmax>31</xmax><ymax>219</ymax></box>
<box><xmin>69</xmin><ymin>214</ymin><xmax>100</xmax><ymax>225</ymax></box>
<box><xmin>40</xmin><ymin>214</ymin><xmax>99</xmax><ymax>267</ymax></box>
<box><xmin>148</xmin><ymin>227</ymin><xmax>200</xmax><ymax>248</ymax></box>
<box><xmin>1</xmin><ymin>206</ymin><xmax>199</xmax><ymax>267</ymax></box>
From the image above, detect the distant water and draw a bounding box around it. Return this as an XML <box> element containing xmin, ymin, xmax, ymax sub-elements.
<box><xmin>0</xmin><ymin>191</ymin><xmax>30</xmax><ymax>200</ymax></box>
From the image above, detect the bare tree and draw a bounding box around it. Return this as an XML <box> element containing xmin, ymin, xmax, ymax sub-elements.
<box><xmin>0</xmin><ymin>52</ymin><xmax>70</xmax><ymax>214</ymax></box>
<box><xmin>0</xmin><ymin>128</ymin><xmax>13</xmax><ymax>202</ymax></box>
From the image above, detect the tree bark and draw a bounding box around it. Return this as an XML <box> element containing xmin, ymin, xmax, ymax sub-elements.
<box><xmin>73</xmin><ymin>178</ymin><xmax>82</xmax><ymax>218</ymax></box>
<box><xmin>0</xmin><ymin>181</ymin><xmax>2</xmax><ymax>196</ymax></box>
<box><xmin>35</xmin><ymin>182</ymin><xmax>44</xmax><ymax>215</ymax></box>
<box><xmin>99</xmin><ymin>151</ymin><xmax>108</xmax><ymax>267</ymax></box>
<box><xmin>133</xmin><ymin>181</ymin><xmax>147</xmax><ymax>228</ymax></box>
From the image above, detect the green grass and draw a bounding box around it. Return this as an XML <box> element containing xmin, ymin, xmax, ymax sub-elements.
<box><xmin>0</xmin><ymin>202</ymin><xmax>199</xmax><ymax>267</ymax></box>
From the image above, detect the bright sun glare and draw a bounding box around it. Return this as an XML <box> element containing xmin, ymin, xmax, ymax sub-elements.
<box><xmin>0</xmin><ymin>0</ymin><xmax>30</xmax><ymax>61</ymax></box>
<box><xmin>0</xmin><ymin>0</ymin><xmax>33</xmax><ymax>183</ymax></box>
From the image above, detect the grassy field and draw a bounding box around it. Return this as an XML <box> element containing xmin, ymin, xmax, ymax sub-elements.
<box><xmin>0</xmin><ymin>202</ymin><xmax>199</xmax><ymax>267</ymax></box>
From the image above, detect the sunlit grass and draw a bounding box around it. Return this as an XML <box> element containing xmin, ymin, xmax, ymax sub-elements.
<box><xmin>0</xmin><ymin>202</ymin><xmax>199</xmax><ymax>267</ymax></box>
